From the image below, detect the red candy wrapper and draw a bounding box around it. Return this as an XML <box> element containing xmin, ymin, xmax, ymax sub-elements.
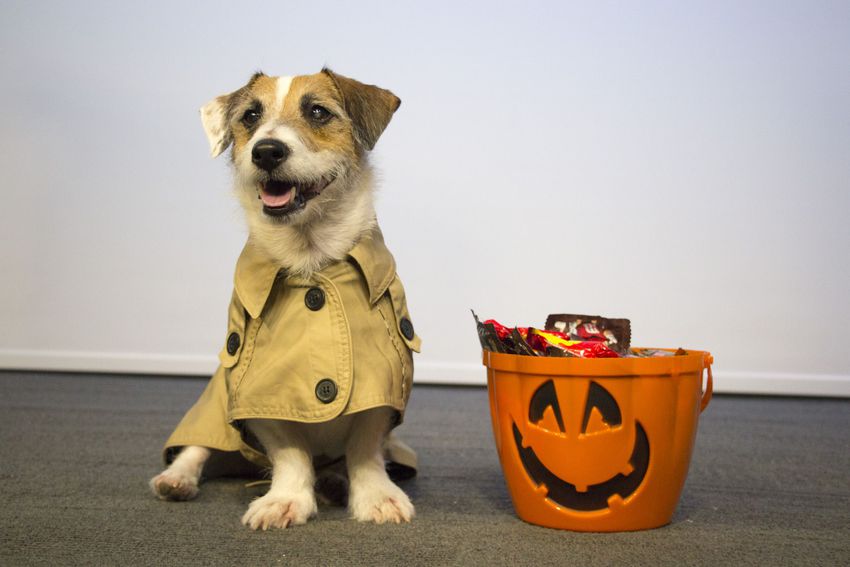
<box><xmin>483</xmin><ymin>319</ymin><xmax>513</xmax><ymax>341</ymax></box>
<box><xmin>528</xmin><ymin>329</ymin><xmax>620</xmax><ymax>358</ymax></box>
<box><xmin>563</xmin><ymin>341</ymin><xmax>620</xmax><ymax>358</ymax></box>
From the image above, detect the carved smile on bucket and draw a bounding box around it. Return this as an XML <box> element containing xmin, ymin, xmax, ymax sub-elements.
<box><xmin>513</xmin><ymin>380</ymin><xmax>650</xmax><ymax>511</ymax></box>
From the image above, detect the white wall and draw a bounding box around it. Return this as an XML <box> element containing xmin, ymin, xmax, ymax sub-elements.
<box><xmin>1</xmin><ymin>1</ymin><xmax>848</xmax><ymax>396</ymax></box>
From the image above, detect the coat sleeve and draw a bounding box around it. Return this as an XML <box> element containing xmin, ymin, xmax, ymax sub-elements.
<box><xmin>161</xmin><ymin>364</ymin><xmax>246</xmax><ymax>464</ymax></box>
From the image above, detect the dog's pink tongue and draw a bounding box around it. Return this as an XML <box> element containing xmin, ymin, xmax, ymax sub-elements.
<box><xmin>261</xmin><ymin>186</ymin><xmax>293</xmax><ymax>208</ymax></box>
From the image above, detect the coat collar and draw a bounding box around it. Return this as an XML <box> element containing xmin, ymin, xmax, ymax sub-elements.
<box><xmin>347</xmin><ymin>227</ymin><xmax>397</xmax><ymax>306</ymax></box>
<box><xmin>234</xmin><ymin>228</ymin><xmax>396</xmax><ymax>319</ymax></box>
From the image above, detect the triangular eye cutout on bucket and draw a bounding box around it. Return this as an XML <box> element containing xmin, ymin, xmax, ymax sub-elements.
<box><xmin>529</xmin><ymin>380</ymin><xmax>565</xmax><ymax>432</ymax></box>
<box><xmin>581</xmin><ymin>381</ymin><xmax>622</xmax><ymax>433</ymax></box>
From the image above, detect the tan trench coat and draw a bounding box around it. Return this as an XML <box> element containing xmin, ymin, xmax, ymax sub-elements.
<box><xmin>162</xmin><ymin>228</ymin><xmax>420</xmax><ymax>471</ymax></box>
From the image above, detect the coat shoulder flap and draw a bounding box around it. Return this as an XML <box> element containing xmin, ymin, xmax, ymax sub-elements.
<box><xmin>386</xmin><ymin>274</ymin><xmax>421</xmax><ymax>353</ymax></box>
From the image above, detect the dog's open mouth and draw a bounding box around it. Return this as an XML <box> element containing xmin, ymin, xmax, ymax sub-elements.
<box><xmin>258</xmin><ymin>178</ymin><xmax>332</xmax><ymax>217</ymax></box>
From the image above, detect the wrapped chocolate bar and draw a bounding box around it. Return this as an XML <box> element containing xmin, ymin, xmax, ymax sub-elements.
<box><xmin>529</xmin><ymin>329</ymin><xmax>619</xmax><ymax>358</ymax></box>
<box><xmin>472</xmin><ymin>311</ymin><xmax>538</xmax><ymax>356</ymax></box>
<box><xmin>544</xmin><ymin>313</ymin><xmax>631</xmax><ymax>353</ymax></box>
<box><xmin>509</xmin><ymin>328</ymin><xmax>538</xmax><ymax>356</ymax></box>
<box><xmin>472</xmin><ymin>311</ymin><xmax>511</xmax><ymax>354</ymax></box>
<box><xmin>628</xmin><ymin>347</ymin><xmax>689</xmax><ymax>358</ymax></box>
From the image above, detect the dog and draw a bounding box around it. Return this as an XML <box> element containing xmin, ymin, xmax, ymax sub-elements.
<box><xmin>149</xmin><ymin>69</ymin><xmax>420</xmax><ymax>530</ymax></box>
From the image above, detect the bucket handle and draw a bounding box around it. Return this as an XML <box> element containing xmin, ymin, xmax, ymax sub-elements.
<box><xmin>700</xmin><ymin>354</ymin><xmax>714</xmax><ymax>413</ymax></box>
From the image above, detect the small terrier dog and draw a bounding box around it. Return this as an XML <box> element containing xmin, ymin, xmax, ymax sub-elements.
<box><xmin>150</xmin><ymin>69</ymin><xmax>419</xmax><ymax>529</ymax></box>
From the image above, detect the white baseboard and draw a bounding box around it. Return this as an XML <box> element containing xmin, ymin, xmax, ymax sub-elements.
<box><xmin>0</xmin><ymin>349</ymin><xmax>848</xmax><ymax>398</ymax></box>
<box><xmin>705</xmin><ymin>370</ymin><xmax>850</xmax><ymax>398</ymax></box>
<box><xmin>0</xmin><ymin>349</ymin><xmax>217</xmax><ymax>376</ymax></box>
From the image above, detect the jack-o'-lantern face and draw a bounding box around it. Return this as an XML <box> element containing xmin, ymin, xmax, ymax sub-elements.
<box><xmin>512</xmin><ymin>380</ymin><xmax>650</xmax><ymax>511</ymax></box>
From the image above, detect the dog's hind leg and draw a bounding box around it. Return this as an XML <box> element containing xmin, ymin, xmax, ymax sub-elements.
<box><xmin>240</xmin><ymin>419</ymin><xmax>318</xmax><ymax>530</ymax></box>
<box><xmin>149</xmin><ymin>445</ymin><xmax>210</xmax><ymax>501</ymax></box>
<box><xmin>346</xmin><ymin>407</ymin><xmax>414</xmax><ymax>523</ymax></box>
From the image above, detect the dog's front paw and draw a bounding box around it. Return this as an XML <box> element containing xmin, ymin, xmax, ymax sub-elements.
<box><xmin>349</xmin><ymin>478</ymin><xmax>414</xmax><ymax>524</ymax></box>
<box><xmin>149</xmin><ymin>469</ymin><xmax>200</xmax><ymax>501</ymax></box>
<box><xmin>241</xmin><ymin>491</ymin><xmax>317</xmax><ymax>530</ymax></box>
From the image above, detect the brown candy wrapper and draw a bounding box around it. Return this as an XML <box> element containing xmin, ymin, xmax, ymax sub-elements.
<box><xmin>472</xmin><ymin>311</ymin><xmax>509</xmax><ymax>354</ymax></box>
<box><xmin>544</xmin><ymin>313</ymin><xmax>631</xmax><ymax>353</ymax></box>
<box><xmin>629</xmin><ymin>348</ymin><xmax>688</xmax><ymax>358</ymax></box>
<box><xmin>509</xmin><ymin>328</ymin><xmax>539</xmax><ymax>356</ymax></box>
<box><xmin>473</xmin><ymin>311</ymin><xmax>538</xmax><ymax>356</ymax></box>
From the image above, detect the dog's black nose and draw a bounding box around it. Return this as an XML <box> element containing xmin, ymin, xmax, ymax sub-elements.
<box><xmin>252</xmin><ymin>139</ymin><xmax>290</xmax><ymax>171</ymax></box>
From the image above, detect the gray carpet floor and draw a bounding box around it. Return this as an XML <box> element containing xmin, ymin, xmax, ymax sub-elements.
<box><xmin>0</xmin><ymin>370</ymin><xmax>848</xmax><ymax>566</ymax></box>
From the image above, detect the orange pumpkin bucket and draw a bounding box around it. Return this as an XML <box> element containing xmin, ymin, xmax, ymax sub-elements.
<box><xmin>483</xmin><ymin>348</ymin><xmax>713</xmax><ymax>532</ymax></box>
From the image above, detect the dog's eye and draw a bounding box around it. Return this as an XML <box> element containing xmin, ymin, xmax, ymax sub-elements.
<box><xmin>310</xmin><ymin>105</ymin><xmax>332</xmax><ymax>124</ymax></box>
<box><xmin>241</xmin><ymin>107</ymin><xmax>262</xmax><ymax>127</ymax></box>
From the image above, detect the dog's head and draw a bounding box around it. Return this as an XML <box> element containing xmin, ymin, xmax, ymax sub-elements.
<box><xmin>201</xmin><ymin>69</ymin><xmax>400</xmax><ymax>226</ymax></box>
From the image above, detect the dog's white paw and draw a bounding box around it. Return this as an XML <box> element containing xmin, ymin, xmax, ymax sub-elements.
<box><xmin>149</xmin><ymin>469</ymin><xmax>199</xmax><ymax>501</ymax></box>
<box><xmin>349</xmin><ymin>479</ymin><xmax>414</xmax><ymax>524</ymax></box>
<box><xmin>241</xmin><ymin>491</ymin><xmax>317</xmax><ymax>530</ymax></box>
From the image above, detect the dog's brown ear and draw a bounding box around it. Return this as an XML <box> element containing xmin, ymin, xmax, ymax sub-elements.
<box><xmin>200</xmin><ymin>93</ymin><xmax>234</xmax><ymax>158</ymax></box>
<box><xmin>322</xmin><ymin>68</ymin><xmax>401</xmax><ymax>151</ymax></box>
